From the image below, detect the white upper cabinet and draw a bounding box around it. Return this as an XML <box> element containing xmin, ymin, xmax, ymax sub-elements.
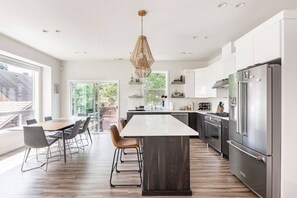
<box><xmin>235</xmin><ymin>37</ymin><xmax>254</xmax><ymax>70</ymax></box>
<box><xmin>254</xmin><ymin>22</ymin><xmax>281</xmax><ymax>64</ymax></box>
<box><xmin>206</xmin><ymin>64</ymin><xmax>217</xmax><ymax>98</ymax></box>
<box><xmin>235</xmin><ymin>19</ymin><xmax>281</xmax><ymax>70</ymax></box>
<box><xmin>223</xmin><ymin>54</ymin><xmax>236</xmax><ymax>78</ymax></box>
<box><xmin>184</xmin><ymin>69</ymin><xmax>195</xmax><ymax>98</ymax></box>
<box><xmin>194</xmin><ymin>68</ymin><xmax>207</xmax><ymax>98</ymax></box>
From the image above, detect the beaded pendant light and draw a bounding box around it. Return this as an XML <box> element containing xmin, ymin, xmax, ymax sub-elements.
<box><xmin>130</xmin><ymin>10</ymin><xmax>154</xmax><ymax>78</ymax></box>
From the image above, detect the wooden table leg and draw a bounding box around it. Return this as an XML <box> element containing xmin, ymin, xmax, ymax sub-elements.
<box><xmin>62</xmin><ymin>129</ymin><xmax>66</xmax><ymax>163</ymax></box>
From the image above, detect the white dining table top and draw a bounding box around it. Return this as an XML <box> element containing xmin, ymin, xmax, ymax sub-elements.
<box><xmin>121</xmin><ymin>114</ymin><xmax>198</xmax><ymax>137</ymax></box>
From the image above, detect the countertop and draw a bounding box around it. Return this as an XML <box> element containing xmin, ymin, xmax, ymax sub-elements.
<box><xmin>128</xmin><ymin>110</ymin><xmax>208</xmax><ymax>114</ymax></box>
<box><xmin>121</xmin><ymin>115</ymin><xmax>198</xmax><ymax>137</ymax></box>
<box><xmin>127</xmin><ymin>110</ymin><xmax>229</xmax><ymax>120</ymax></box>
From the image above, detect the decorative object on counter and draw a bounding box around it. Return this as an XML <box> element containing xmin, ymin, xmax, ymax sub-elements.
<box><xmin>130</xmin><ymin>10</ymin><xmax>154</xmax><ymax>78</ymax></box>
<box><xmin>171</xmin><ymin>75</ymin><xmax>185</xmax><ymax>84</ymax></box>
<box><xmin>216</xmin><ymin>101</ymin><xmax>224</xmax><ymax>113</ymax></box>
<box><xmin>161</xmin><ymin>95</ymin><xmax>167</xmax><ymax>107</ymax></box>
<box><xmin>198</xmin><ymin>102</ymin><xmax>211</xmax><ymax>111</ymax></box>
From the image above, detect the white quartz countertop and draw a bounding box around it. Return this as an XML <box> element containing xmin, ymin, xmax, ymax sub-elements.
<box><xmin>128</xmin><ymin>110</ymin><xmax>208</xmax><ymax>114</ymax></box>
<box><xmin>121</xmin><ymin>115</ymin><xmax>198</xmax><ymax>137</ymax></box>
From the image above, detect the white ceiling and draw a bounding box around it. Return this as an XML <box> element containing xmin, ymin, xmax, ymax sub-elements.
<box><xmin>0</xmin><ymin>0</ymin><xmax>296</xmax><ymax>61</ymax></box>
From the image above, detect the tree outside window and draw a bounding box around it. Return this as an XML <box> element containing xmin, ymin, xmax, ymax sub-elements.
<box><xmin>144</xmin><ymin>72</ymin><xmax>167</xmax><ymax>105</ymax></box>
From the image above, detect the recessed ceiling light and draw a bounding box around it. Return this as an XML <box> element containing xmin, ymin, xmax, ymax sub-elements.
<box><xmin>236</xmin><ymin>2</ymin><xmax>246</xmax><ymax>8</ymax></box>
<box><xmin>74</xmin><ymin>51</ymin><xmax>79</xmax><ymax>54</ymax></box>
<box><xmin>193</xmin><ymin>36</ymin><xmax>198</xmax><ymax>39</ymax></box>
<box><xmin>42</xmin><ymin>30</ymin><xmax>48</xmax><ymax>33</ymax></box>
<box><xmin>218</xmin><ymin>2</ymin><xmax>228</xmax><ymax>8</ymax></box>
<box><xmin>204</xmin><ymin>36</ymin><xmax>211</xmax><ymax>39</ymax></box>
<box><xmin>114</xmin><ymin>58</ymin><xmax>124</xmax><ymax>60</ymax></box>
<box><xmin>55</xmin><ymin>30</ymin><xmax>61</xmax><ymax>33</ymax></box>
<box><xmin>180</xmin><ymin>52</ymin><xmax>186</xmax><ymax>55</ymax></box>
<box><xmin>83</xmin><ymin>52</ymin><xmax>87</xmax><ymax>54</ymax></box>
<box><xmin>188</xmin><ymin>52</ymin><xmax>193</xmax><ymax>55</ymax></box>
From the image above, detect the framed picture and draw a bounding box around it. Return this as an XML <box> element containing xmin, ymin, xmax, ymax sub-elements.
<box><xmin>54</xmin><ymin>83</ymin><xmax>60</xmax><ymax>94</ymax></box>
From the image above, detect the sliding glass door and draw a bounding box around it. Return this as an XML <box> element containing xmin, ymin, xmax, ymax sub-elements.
<box><xmin>71</xmin><ymin>81</ymin><xmax>119</xmax><ymax>132</ymax></box>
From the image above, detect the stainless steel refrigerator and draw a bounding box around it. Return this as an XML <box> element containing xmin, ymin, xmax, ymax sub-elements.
<box><xmin>228</xmin><ymin>64</ymin><xmax>281</xmax><ymax>198</ymax></box>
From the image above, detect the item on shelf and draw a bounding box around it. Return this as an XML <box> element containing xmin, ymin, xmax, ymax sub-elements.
<box><xmin>172</xmin><ymin>90</ymin><xmax>184</xmax><ymax>97</ymax></box>
<box><xmin>198</xmin><ymin>102</ymin><xmax>211</xmax><ymax>111</ymax></box>
<box><xmin>171</xmin><ymin>75</ymin><xmax>185</xmax><ymax>84</ymax></box>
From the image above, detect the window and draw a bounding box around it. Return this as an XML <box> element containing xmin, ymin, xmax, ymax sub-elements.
<box><xmin>0</xmin><ymin>60</ymin><xmax>38</xmax><ymax>131</ymax></box>
<box><xmin>144</xmin><ymin>72</ymin><xmax>168</xmax><ymax>105</ymax></box>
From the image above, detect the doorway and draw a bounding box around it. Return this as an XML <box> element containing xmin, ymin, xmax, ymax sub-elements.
<box><xmin>70</xmin><ymin>81</ymin><xmax>119</xmax><ymax>132</ymax></box>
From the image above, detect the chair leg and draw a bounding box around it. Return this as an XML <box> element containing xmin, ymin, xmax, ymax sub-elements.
<box><xmin>109</xmin><ymin>148</ymin><xmax>118</xmax><ymax>187</ymax></box>
<box><xmin>21</xmin><ymin>147</ymin><xmax>29</xmax><ymax>172</ymax></box>
<box><xmin>45</xmin><ymin>147</ymin><xmax>50</xmax><ymax>171</ymax></box>
<box><xmin>87</xmin><ymin>128</ymin><xmax>93</xmax><ymax>143</ymax></box>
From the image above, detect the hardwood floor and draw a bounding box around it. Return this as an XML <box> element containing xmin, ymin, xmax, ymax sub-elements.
<box><xmin>0</xmin><ymin>133</ymin><xmax>257</xmax><ymax>198</ymax></box>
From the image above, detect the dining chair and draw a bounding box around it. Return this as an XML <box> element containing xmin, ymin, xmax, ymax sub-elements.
<box><xmin>118</xmin><ymin>118</ymin><xmax>142</xmax><ymax>163</ymax></box>
<box><xmin>44</xmin><ymin>116</ymin><xmax>52</xmax><ymax>121</ymax></box>
<box><xmin>21</xmin><ymin>126</ymin><xmax>59</xmax><ymax>172</ymax></box>
<box><xmin>49</xmin><ymin>120</ymin><xmax>82</xmax><ymax>158</ymax></box>
<box><xmin>26</xmin><ymin>119</ymin><xmax>37</xmax><ymax>125</ymax></box>
<box><xmin>77</xmin><ymin>117</ymin><xmax>92</xmax><ymax>149</ymax></box>
<box><xmin>109</xmin><ymin>125</ymin><xmax>142</xmax><ymax>187</ymax></box>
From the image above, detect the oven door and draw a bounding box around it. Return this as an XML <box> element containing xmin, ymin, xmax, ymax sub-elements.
<box><xmin>205</xmin><ymin>119</ymin><xmax>221</xmax><ymax>152</ymax></box>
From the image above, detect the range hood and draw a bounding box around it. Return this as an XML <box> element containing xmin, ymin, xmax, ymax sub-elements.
<box><xmin>212</xmin><ymin>78</ymin><xmax>229</xmax><ymax>89</ymax></box>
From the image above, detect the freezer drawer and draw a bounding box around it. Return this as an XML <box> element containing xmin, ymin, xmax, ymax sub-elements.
<box><xmin>228</xmin><ymin>140</ymin><xmax>271</xmax><ymax>198</ymax></box>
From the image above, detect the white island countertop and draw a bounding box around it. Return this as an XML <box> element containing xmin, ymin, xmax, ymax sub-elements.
<box><xmin>121</xmin><ymin>114</ymin><xmax>198</xmax><ymax>137</ymax></box>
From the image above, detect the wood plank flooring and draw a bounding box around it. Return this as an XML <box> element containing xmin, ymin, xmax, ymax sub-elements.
<box><xmin>0</xmin><ymin>133</ymin><xmax>257</xmax><ymax>198</ymax></box>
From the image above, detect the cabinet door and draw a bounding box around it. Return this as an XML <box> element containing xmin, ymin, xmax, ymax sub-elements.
<box><xmin>254</xmin><ymin>22</ymin><xmax>281</xmax><ymax>64</ymax></box>
<box><xmin>194</xmin><ymin>68</ymin><xmax>207</xmax><ymax>98</ymax></box>
<box><xmin>235</xmin><ymin>37</ymin><xmax>254</xmax><ymax>71</ymax></box>
<box><xmin>197</xmin><ymin>113</ymin><xmax>206</xmax><ymax>142</ymax></box>
<box><xmin>223</xmin><ymin>54</ymin><xmax>236</xmax><ymax>78</ymax></box>
<box><xmin>221</xmin><ymin>119</ymin><xmax>229</xmax><ymax>158</ymax></box>
<box><xmin>188</xmin><ymin>113</ymin><xmax>197</xmax><ymax>131</ymax></box>
<box><xmin>171</xmin><ymin>113</ymin><xmax>189</xmax><ymax>125</ymax></box>
<box><xmin>206</xmin><ymin>64</ymin><xmax>217</xmax><ymax>97</ymax></box>
<box><xmin>184</xmin><ymin>70</ymin><xmax>195</xmax><ymax>98</ymax></box>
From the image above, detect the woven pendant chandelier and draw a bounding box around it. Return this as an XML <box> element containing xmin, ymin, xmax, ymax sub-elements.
<box><xmin>130</xmin><ymin>10</ymin><xmax>154</xmax><ymax>78</ymax></box>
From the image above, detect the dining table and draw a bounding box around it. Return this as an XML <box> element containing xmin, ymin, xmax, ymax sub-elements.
<box><xmin>121</xmin><ymin>114</ymin><xmax>198</xmax><ymax>196</ymax></box>
<box><xmin>33</xmin><ymin>117</ymin><xmax>84</xmax><ymax>163</ymax></box>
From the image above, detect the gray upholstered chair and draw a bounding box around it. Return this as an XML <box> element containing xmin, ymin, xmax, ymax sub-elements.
<box><xmin>77</xmin><ymin>117</ymin><xmax>92</xmax><ymax>149</ymax></box>
<box><xmin>49</xmin><ymin>120</ymin><xmax>82</xmax><ymax>158</ymax></box>
<box><xmin>26</xmin><ymin>119</ymin><xmax>37</xmax><ymax>125</ymax></box>
<box><xmin>44</xmin><ymin>116</ymin><xmax>52</xmax><ymax>121</ymax></box>
<box><xmin>21</xmin><ymin>126</ymin><xmax>59</xmax><ymax>172</ymax></box>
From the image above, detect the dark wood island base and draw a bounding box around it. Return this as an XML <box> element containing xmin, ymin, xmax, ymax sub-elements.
<box><xmin>142</xmin><ymin>136</ymin><xmax>192</xmax><ymax>196</ymax></box>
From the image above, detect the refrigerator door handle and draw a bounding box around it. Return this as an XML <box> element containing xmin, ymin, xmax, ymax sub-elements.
<box><xmin>227</xmin><ymin>140</ymin><xmax>266</xmax><ymax>163</ymax></box>
<box><xmin>238</xmin><ymin>81</ymin><xmax>248</xmax><ymax>135</ymax></box>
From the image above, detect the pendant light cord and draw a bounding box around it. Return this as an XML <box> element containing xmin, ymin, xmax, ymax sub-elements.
<box><xmin>141</xmin><ymin>15</ymin><xmax>143</xmax><ymax>36</ymax></box>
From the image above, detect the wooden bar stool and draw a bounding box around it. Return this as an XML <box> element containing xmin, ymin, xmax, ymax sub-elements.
<box><xmin>109</xmin><ymin>125</ymin><xmax>142</xmax><ymax>187</ymax></box>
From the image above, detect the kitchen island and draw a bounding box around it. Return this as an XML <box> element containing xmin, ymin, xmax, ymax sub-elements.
<box><xmin>121</xmin><ymin>114</ymin><xmax>198</xmax><ymax>196</ymax></box>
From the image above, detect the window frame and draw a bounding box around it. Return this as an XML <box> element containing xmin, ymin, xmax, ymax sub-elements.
<box><xmin>143</xmin><ymin>71</ymin><xmax>168</xmax><ymax>105</ymax></box>
<box><xmin>0</xmin><ymin>55</ymin><xmax>40</xmax><ymax>131</ymax></box>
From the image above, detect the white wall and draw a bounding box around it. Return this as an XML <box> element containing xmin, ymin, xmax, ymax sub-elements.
<box><xmin>0</xmin><ymin>33</ymin><xmax>61</xmax><ymax>154</ymax></box>
<box><xmin>281</xmin><ymin>19</ymin><xmax>297</xmax><ymax>198</ymax></box>
<box><xmin>0</xmin><ymin>33</ymin><xmax>61</xmax><ymax>118</ymax></box>
<box><xmin>61</xmin><ymin>60</ymin><xmax>209</xmax><ymax>118</ymax></box>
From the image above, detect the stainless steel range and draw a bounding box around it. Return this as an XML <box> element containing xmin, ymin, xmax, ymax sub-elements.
<box><xmin>204</xmin><ymin>112</ymin><xmax>229</xmax><ymax>153</ymax></box>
